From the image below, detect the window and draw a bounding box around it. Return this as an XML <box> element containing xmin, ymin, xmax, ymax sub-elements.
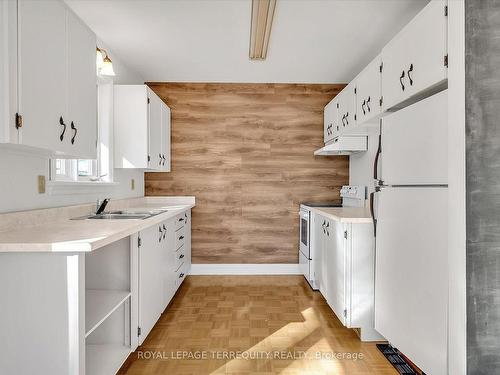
<box><xmin>50</xmin><ymin>79</ymin><xmax>114</xmax><ymax>184</ymax></box>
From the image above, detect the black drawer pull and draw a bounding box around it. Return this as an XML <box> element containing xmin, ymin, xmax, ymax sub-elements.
<box><xmin>159</xmin><ymin>226</ymin><xmax>163</xmax><ymax>242</ymax></box>
<box><xmin>163</xmin><ymin>224</ymin><xmax>167</xmax><ymax>239</ymax></box>
<box><xmin>179</xmin><ymin>235</ymin><xmax>184</xmax><ymax>240</ymax></box>
<box><xmin>366</xmin><ymin>96</ymin><xmax>371</xmax><ymax>112</ymax></box>
<box><xmin>59</xmin><ymin>116</ymin><xmax>66</xmax><ymax>141</ymax></box>
<box><xmin>361</xmin><ymin>100</ymin><xmax>366</xmax><ymax>115</ymax></box>
<box><xmin>179</xmin><ymin>273</ymin><xmax>184</xmax><ymax>278</ymax></box>
<box><xmin>179</xmin><ymin>218</ymin><xmax>184</xmax><ymax>222</ymax></box>
<box><xmin>400</xmin><ymin>70</ymin><xmax>406</xmax><ymax>91</ymax></box>
<box><xmin>179</xmin><ymin>254</ymin><xmax>184</xmax><ymax>259</ymax></box>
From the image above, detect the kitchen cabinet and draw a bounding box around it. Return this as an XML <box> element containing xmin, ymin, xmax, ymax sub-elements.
<box><xmin>137</xmin><ymin>210</ymin><xmax>191</xmax><ymax>345</ymax></box>
<box><xmin>313</xmin><ymin>212</ymin><xmax>383</xmax><ymax>341</ymax></box>
<box><xmin>337</xmin><ymin>82</ymin><xmax>356</xmax><ymax>134</ymax></box>
<box><xmin>114</xmin><ymin>85</ymin><xmax>171</xmax><ymax>171</ymax></box>
<box><xmin>13</xmin><ymin>0</ymin><xmax>97</xmax><ymax>158</ymax></box>
<box><xmin>137</xmin><ymin>223</ymin><xmax>164</xmax><ymax>345</ymax></box>
<box><xmin>381</xmin><ymin>0</ymin><xmax>448</xmax><ymax>110</ymax></box>
<box><xmin>355</xmin><ymin>54</ymin><xmax>382</xmax><ymax>125</ymax></box>
<box><xmin>323</xmin><ymin>97</ymin><xmax>338</xmax><ymax>143</ymax></box>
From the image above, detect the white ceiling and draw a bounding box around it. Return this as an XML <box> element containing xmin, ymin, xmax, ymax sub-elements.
<box><xmin>66</xmin><ymin>0</ymin><xmax>428</xmax><ymax>83</ymax></box>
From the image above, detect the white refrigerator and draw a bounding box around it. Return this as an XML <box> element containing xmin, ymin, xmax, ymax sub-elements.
<box><xmin>371</xmin><ymin>90</ymin><xmax>448</xmax><ymax>375</ymax></box>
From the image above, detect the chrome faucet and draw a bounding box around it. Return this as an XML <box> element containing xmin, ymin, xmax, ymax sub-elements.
<box><xmin>96</xmin><ymin>198</ymin><xmax>110</xmax><ymax>215</ymax></box>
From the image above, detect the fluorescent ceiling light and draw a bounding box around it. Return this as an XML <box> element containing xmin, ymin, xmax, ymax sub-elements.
<box><xmin>249</xmin><ymin>0</ymin><xmax>276</xmax><ymax>60</ymax></box>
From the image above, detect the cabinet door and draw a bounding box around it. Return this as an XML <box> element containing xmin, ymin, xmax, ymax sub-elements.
<box><xmin>356</xmin><ymin>55</ymin><xmax>382</xmax><ymax>125</ymax></box>
<box><xmin>147</xmin><ymin>88</ymin><xmax>162</xmax><ymax>170</ymax></box>
<box><xmin>315</xmin><ymin>216</ymin><xmax>327</xmax><ymax>297</ymax></box>
<box><xmin>325</xmin><ymin>219</ymin><xmax>346</xmax><ymax>326</ymax></box>
<box><xmin>381</xmin><ymin>0</ymin><xmax>447</xmax><ymax>110</ymax></box>
<box><xmin>66</xmin><ymin>9</ymin><xmax>97</xmax><ymax>159</ymax></box>
<box><xmin>138</xmin><ymin>224</ymin><xmax>163</xmax><ymax>345</ymax></box>
<box><xmin>337</xmin><ymin>82</ymin><xmax>356</xmax><ymax>134</ymax></box>
<box><xmin>160</xmin><ymin>103</ymin><xmax>171</xmax><ymax>172</ymax></box>
<box><xmin>18</xmin><ymin>0</ymin><xmax>67</xmax><ymax>153</ymax></box>
<box><xmin>323</xmin><ymin>98</ymin><xmax>337</xmax><ymax>143</ymax></box>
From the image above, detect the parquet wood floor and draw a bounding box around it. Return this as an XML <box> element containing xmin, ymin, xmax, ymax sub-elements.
<box><xmin>118</xmin><ymin>276</ymin><xmax>396</xmax><ymax>375</ymax></box>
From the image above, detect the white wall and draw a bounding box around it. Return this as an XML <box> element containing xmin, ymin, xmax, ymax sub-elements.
<box><xmin>349</xmin><ymin>127</ymin><xmax>380</xmax><ymax>197</ymax></box>
<box><xmin>0</xmin><ymin>43</ymin><xmax>146</xmax><ymax>213</ymax></box>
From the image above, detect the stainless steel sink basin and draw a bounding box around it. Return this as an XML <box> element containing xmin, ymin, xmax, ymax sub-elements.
<box><xmin>71</xmin><ymin>209</ymin><xmax>168</xmax><ymax>220</ymax></box>
<box><xmin>86</xmin><ymin>213</ymin><xmax>151</xmax><ymax>220</ymax></box>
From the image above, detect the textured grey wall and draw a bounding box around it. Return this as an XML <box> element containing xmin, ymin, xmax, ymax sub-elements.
<box><xmin>466</xmin><ymin>0</ymin><xmax>500</xmax><ymax>373</ymax></box>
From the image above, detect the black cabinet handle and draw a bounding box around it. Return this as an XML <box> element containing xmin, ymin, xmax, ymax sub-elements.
<box><xmin>342</xmin><ymin>114</ymin><xmax>346</xmax><ymax>126</ymax></box>
<box><xmin>179</xmin><ymin>235</ymin><xmax>184</xmax><ymax>240</ymax></box>
<box><xmin>407</xmin><ymin>64</ymin><xmax>414</xmax><ymax>86</ymax></box>
<box><xmin>370</xmin><ymin>192</ymin><xmax>377</xmax><ymax>237</ymax></box>
<box><xmin>159</xmin><ymin>154</ymin><xmax>162</xmax><ymax>166</ymax></box>
<box><xmin>362</xmin><ymin>100</ymin><xmax>366</xmax><ymax>115</ymax></box>
<box><xmin>70</xmin><ymin>121</ymin><xmax>77</xmax><ymax>144</ymax></box>
<box><xmin>163</xmin><ymin>154</ymin><xmax>166</xmax><ymax>165</ymax></box>
<box><xmin>179</xmin><ymin>254</ymin><xmax>184</xmax><ymax>259</ymax></box>
<box><xmin>59</xmin><ymin>116</ymin><xmax>66</xmax><ymax>141</ymax></box>
<box><xmin>345</xmin><ymin>112</ymin><xmax>349</xmax><ymax>125</ymax></box>
<box><xmin>163</xmin><ymin>224</ymin><xmax>167</xmax><ymax>239</ymax></box>
<box><xmin>179</xmin><ymin>273</ymin><xmax>184</xmax><ymax>278</ymax></box>
<box><xmin>159</xmin><ymin>226</ymin><xmax>163</xmax><ymax>242</ymax></box>
<box><xmin>184</xmin><ymin>212</ymin><xmax>188</xmax><ymax>224</ymax></box>
<box><xmin>179</xmin><ymin>218</ymin><xmax>184</xmax><ymax>222</ymax></box>
<box><xmin>400</xmin><ymin>70</ymin><xmax>406</xmax><ymax>91</ymax></box>
<box><xmin>366</xmin><ymin>96</ymin><xmax>371</xmax><ymax>112</ymax></box>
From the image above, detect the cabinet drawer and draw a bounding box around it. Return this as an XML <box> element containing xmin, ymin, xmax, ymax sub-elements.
<box><xmin>175</xmin><ymin>246</ymin><xmax>186</xmax><ymax>271</ymax></box>
<box><xmin>175</xmin><ymin>262</ymin><xmax>187</xmax><ymax>289</ymax></box>
<box><xmin>174</xmin><ymin>213</ymin><xmax>187</xmax><ymax>231</ymax></box>
<box><xmin>174</xmin><ymin>226</ymin><xmax>186</xmax><ymax>250</ymax></box>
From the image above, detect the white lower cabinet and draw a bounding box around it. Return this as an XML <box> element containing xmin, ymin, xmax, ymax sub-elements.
<box><xmin>137</xmin><ymin>209</ymin><xmax>192</xmax><ymax>346</ymax></box>
<box><xmin>313</xmin><ymin>213</ymin><xmax>383</xmax><ymax>341</ymax></box>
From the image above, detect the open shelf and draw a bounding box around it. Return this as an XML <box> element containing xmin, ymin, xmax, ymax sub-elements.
<box><xmin>85</xmin><ymin>289</ymin><xmax>131</xmax><ymax>337</ymax></box>
<box><xmin>86</xmin><ymin>344</ymin><xmax>130</xmax><ymax>375</ymax></box>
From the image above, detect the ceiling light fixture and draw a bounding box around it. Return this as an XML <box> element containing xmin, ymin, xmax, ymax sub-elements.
<box><xmin>96</xmin><ymin>47</ymin><xmax>115</xmax><ymax>76</ymax></box>
<box><xmin>249</xmin><ymin>0</ymin><xmax>276</xmax><ymax>60</ymax></box>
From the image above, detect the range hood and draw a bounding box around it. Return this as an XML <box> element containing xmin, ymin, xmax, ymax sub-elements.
<box><xmin>314</xmin><ymin>136</ymin><xmax>368</xmax><ymax>156</ymax></box>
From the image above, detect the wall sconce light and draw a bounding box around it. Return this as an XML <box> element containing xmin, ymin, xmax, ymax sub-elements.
<box><xmin>96</xmin><ymin>47</ymin><xmax>115</xmax><ymax>76</ymax></box>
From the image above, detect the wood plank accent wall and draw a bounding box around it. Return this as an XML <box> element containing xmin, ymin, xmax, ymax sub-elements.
<box><xmin>145</xmin><ymin>83</ymin><xmax>348</xmax><ymax>264</ymax></box>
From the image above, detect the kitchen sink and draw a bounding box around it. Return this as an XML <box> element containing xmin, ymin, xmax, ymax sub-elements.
<box><xmin>86</xmin><ymin>213</ymin><xmax>151</xmax><ymax>220</ymax></box>
<box><xmin>72</xmin><ymin>209</ymin><xmax>169</xmax><ymax>220</ymax></box>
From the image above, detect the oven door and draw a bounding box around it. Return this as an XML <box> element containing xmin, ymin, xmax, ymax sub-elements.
<box><xmin>299</xmin><ymin>209</ymin><xmax>310</xmax><ymax>259</ymax></box>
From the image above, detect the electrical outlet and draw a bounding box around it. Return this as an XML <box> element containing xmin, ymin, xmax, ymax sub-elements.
<box><xmin>131</xmin><ymin>178</ymin><xmax>135</xmax><ymax>190</ymax></box>
<box><xmin>38</xmin><ymin>175</ymin><xmax>46</xmax><ymax>194</ymax></box>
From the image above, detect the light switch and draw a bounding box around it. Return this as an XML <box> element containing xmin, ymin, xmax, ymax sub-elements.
<box><xmin>38</xmin><ymin>175</ymin><xmax>46</xmax><ymax>194</ymax></box>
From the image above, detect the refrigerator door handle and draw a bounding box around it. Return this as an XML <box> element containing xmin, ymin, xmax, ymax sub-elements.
<box><xmin>370</xmin><ymin>191</ymin><xmax>377</xmax><ymax>237</ymax></box>
<box><xmin>373</xmin><ymin>132</ymin><xmax>382</xmax><ymax>182</ymax></box>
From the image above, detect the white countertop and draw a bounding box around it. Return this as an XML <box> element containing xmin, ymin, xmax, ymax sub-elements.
<box><xmin>0</xmin><ymin>197</ymin><xmax>194</xmax><ymax>253</ymax></box>
<box><xmin>306</xmin><ymin>206</ymin><xmax>373</xmax><ymax>223</ymax></box>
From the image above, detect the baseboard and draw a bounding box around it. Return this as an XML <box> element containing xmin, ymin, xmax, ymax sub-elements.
<box><xmin>190</xmin><ymin>263</ymin><xmax>301</xmax><ymax>275</ymax></box>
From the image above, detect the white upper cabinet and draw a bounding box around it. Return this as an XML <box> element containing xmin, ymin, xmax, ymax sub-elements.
<box><xmin>337</xmin><ymin>82</ymin><xmax>356</xmax><ymax>134</ymax></box>
<box><xmin>66</xmin><ymin>9</ymin><xmax>97</xmax><ymax>159</ymax></box>
<box><xmin>355</xmin><ymin>54</ymin><xmax>382</xmax><ymax>125</ymax></box>
<box><xmin>381</xmin><ymin>0</ymin><xmax>447</xmax><ymax>110</ymax></box>
<box><xmin>319</xmin><ymin>0</ymin><xmax>447</xmax><ymax>148</ymax></box>
<box><xmin>161</xmin><ymin>104</ymin><xmax>172</xmax><ymax>172</ymax></box>
<box><xmin>17</xmin><ymin>0</ymin><xmax>68</xmax><ymax>154</ymax></box>
<box><xmin>5</xmin><ymin>0</ymin><xmax>97</xmax><ymax>158</ymax></box>
<box><xmin>323</xmin><ymin>97</ymin><xmax>338</xmax><ymax>143</ymax></box>
<box><xmin>114</xmin><ymin>85</ymin><xmax>171</xmax><ymax>171</ymax></box>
